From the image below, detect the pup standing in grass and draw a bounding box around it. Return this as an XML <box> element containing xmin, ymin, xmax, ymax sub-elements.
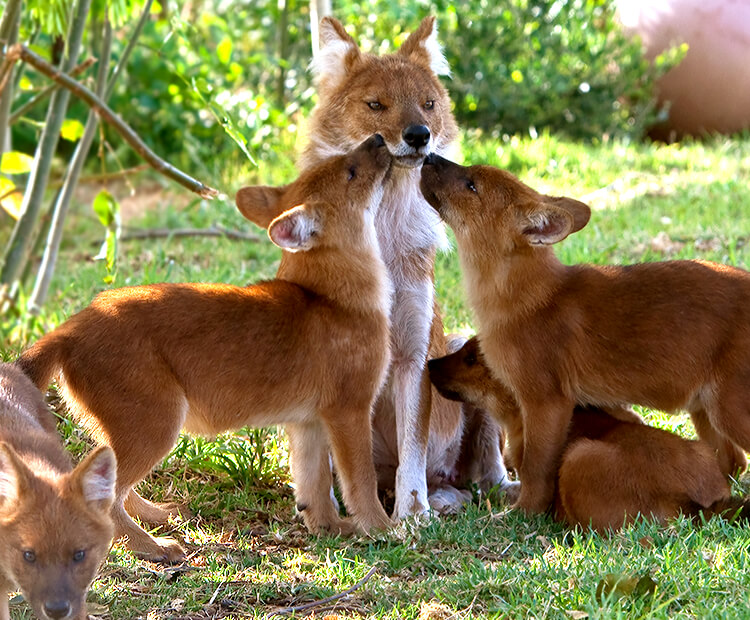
<box><xmin>0</xmin><ymin>363</ymin><xmax>116</xmax><ymax>620</ymax></box>
<box><xmin>17</xmin><ymin>136</ymin><xmax>394</xmax><ymax>564</ymax></box>
<box><xmin>421</xmin><ymin>154</ymin><xmax>750</xmax><ymax>515</ymax></box>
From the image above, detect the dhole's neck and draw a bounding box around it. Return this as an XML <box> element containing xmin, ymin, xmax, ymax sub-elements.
<box><xmin>277</xmin><ymin>247</ymin><xmax>391</xmax><ymax>317</ymax></box>
<box><xmin>462</xmin><ymin>244</ymin><xmax>565</xmax><ymax>326</ymax></box>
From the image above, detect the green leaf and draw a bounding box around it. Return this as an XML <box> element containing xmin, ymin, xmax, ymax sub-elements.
<box><xmin>596</xmin><ymin>572</ymin><xmax>657</xmax><ymax>603</ymax></box>
<box><xmin>217</xmin><ymin>37</ymin><xmax>232</xmax><ymax>65</ymax></box>
<box><xmin>60</xmin><ymin>119</ymin><xmax>85</xmax><ymax>142</ymax></box>
<box><xmin>92</xmin><ymin>190</ymin><xmax>119</xmax><ymax>227</ymax></box>
<box><xmin>1</xmin><ymin>151</ymin><xmax>34</xmax><ymax>175</ymax></box>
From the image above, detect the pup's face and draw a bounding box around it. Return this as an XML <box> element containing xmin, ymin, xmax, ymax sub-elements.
<box><xmin>0</xmin><ymin>446</ymin><xmax>116</xmax><ymax>620</ymax></box>
<box><xmin>420</xmin><ymin>154</ymin><xmax>591</xmax><ymax>253</ymax></box>
<box><xmin>310</xmin><ymin>16</ymin><xmax>458</xmax><ymax>168</ymax></box>
<box><xmin>428</xmin><ymin>337</ymin><xmax>496</xmax><ymax>410</ymax></box>
<box><xmin>236</xmin><ymin>134</ymin><xmax>392</xmax><ymax>253</ymax></box>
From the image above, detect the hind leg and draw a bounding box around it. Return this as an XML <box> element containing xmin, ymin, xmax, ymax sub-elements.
<box><xmin>63</xmin><ymin>376</ymin><xmax>189</xmax><ymax>563</ymax></box>
<box><xmin>690</xmin><ymin>407</ymin><xmax>748</xmax><ymax>478</ymax></box>
<box><xmin>125</xmin><ymin>489</ymin><xmax>192</xmax><ymax>526</ymax></box>
<box><xmin>286</xmin><ymin>421</ymin><xmax>355</xmax><ymax>535</ymax></box>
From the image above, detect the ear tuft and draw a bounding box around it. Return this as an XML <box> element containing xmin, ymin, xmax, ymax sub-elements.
<box><xmin>399</xmin><ymin>16</ymin><xmax>451</xmax><ymax>76</ymax></box>
<box><xmin>268</xmin><ymin>205</ymin><xmax>321</xmax><ymax>252</ymax></box>
<box><xmin>77</xmin><ymin>446</ymin><xmax>117</xmax><ymax>509</ymax></box>
<box><xmin>0</xmin><ymin>443</ymin><xmax>20</xmax><ymax>509</ymax></box>
<box><xmin>310</xmin><ymin>17</ymin><xmax>361</xmax><ymax>88</ymax></box>
<box><xmin>236</xmin><ymin>185</ymin><xmax>287</xmax><ymax>229</ymax></box>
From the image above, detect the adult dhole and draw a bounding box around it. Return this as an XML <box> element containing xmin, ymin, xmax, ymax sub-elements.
<box><xmin>1</xmin><ymin>362</ymin><xmax>116</xmax><ymax>620</ymax></box>
<box><xmin>300</xmin><ymin>16</ymin><xmax>513</xmax><ymax>517</ymax></box>
<box><xmin>421</xmin><ymin>154</ymin><xmax>750</xmax><ymax>514</ymax></box>
<box><xmin>17</xmin><ymin>136</ymin><xmax>394</xmax><ymax>563</ymax></box>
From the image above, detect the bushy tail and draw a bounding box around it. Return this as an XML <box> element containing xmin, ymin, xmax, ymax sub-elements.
<box><xmin>14</xmin><ymin>331</ymin><xmax>68</xmax><ymax>391</ymax></box>
<box><xmin>703</xmin><ymin>496</ymin><xmax>750</xmax><ymax>524</ymax></box>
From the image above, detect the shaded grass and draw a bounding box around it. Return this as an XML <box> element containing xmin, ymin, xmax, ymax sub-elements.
<box><xmin>3</xmin><ymin>131</ymin><xmax>750</xmax><ymax>618</ymax></box>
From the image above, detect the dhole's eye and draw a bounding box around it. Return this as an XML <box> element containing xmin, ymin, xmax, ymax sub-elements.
<box><xmin>23</xmin><ymin>550</ymin><xmax>36</xmax><ymax>563</ymax></box>
<box><xmin>464</xmin><ymin>353</ymin><xmax>477</xmax><ymax>367</ymax></box>
<box><xmin>466</xmin><ymin>179</ymin><xmax>477</xmax><ymax>193</ymax></box>
<box><xmin>72</xmin><ymin>549</ymin><xmax>86</xmax><ymax>563</ymax></box>
<box><xmin>367</xmin><ymin>101</ymin><xmax>384</xmax><ymax>111</ymax></box>
<box><xmin>348</xmin><ymin>166</ymin><xmax>357</xmax><ymax>180</ymax></box>
<box><xmin>424</xmin><ymin>100</ymin><xmax>435</xmax><ymax>110</ymax></box>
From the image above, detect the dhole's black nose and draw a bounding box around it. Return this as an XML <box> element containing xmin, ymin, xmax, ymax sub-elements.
<box><xmin>43</xmin><ymin>600</ymin><xmax>71</xmax><ymax>619</ymax></box>
<box><xmin>403</xmin><ymin>125</ymin><xmax>430</xmax><ymax>149</ymax></box>
<box><xmin>423</xmin><ymin>153</ymin><xmax>437</xmax><ymax>165</ymax></box>
<box><xmin>372</xmin><ymin>133</ymin><xmax>385</xmax><ymax>147</ymax></box>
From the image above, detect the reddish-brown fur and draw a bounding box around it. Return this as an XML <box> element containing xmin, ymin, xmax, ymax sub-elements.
<box><xmin>421</xmin><ymin>154</ymin><xmax>750</xmax><ymax>514</ymax></box>
<box><xmin>0</xmin><ymin>363</ymin><xmax>116</xmax><ymax>620</ymax></box>
<box><xmin>17</xmin><ymin>137</ymin><xmax>394</xmax><ymax>564</ymax></box>
<box><xmin>429</xmin><ymin>338</ymin><xmax>750</xmax><ymax>531</ymax></box>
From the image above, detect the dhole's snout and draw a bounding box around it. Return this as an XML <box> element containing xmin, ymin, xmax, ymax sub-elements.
<box><xmin>420</xmin><ymin>153</ymin><xmax>456</xmax><ymax>213</ymax></box>
<box><xmin>403</xmin><ymin>124</ymin><xmax>430</xmax><ymax>149</ymax></box>
<box><xmin>427</xmin><ymin>356</ymin><xmax>464</xmax><ymax>403</ymax></box>
<box><xmin>354</xmin><ymin>134</ymin><xmax>392</xmax><ymax>175</ymax></box>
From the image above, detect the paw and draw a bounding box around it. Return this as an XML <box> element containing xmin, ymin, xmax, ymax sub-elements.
<box><xmin>304</xmin><ymin>513</ymin><xmax>359</xmax><ymax>537</ymax></box>
<box><xmin>500</xmin><ymin>480</ymin><xmax>521</xmax><ymax>504</ymax></box>
<box><xmin>130</xmin><ymin>536</ymin><xmax>185</xmax><ymax>564</ymax></box>
<box><xmin>428</xmin><ymin>485</ymin><xmax>472</xmax><ymax>515</ymax></box>
<box><xmin>392</xmin><ymin>488</ymin><xmax>430</xmax><ymax>520</ymax></box>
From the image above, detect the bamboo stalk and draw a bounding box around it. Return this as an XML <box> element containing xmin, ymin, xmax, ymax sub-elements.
<box><xmin>1</xmin><ymin>0</ymin><xmax>93</xmax><ymax>289</ymax></box>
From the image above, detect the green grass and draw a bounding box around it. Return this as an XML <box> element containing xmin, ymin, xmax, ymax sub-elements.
<box><xmin>3</xmin><ymin>131</ymin><xmax>750</xmax><ymax>619</ymax></box>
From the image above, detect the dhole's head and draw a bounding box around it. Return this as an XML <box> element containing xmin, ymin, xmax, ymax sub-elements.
<box><xmin>428</xmin><ymin>337</ymin><xmax>498</xmax><ymax>411</ymax></box>
<box><xmin>420</xmin><ymin>155</ymin><xmax>591</xmax><ymax>255</ymax></box>
<box><xmin>236</xmin><ymin>134</ymin><xmax>392</xmax><ymax>253</ymax></box>
<box><xmin>308</xmin><ymin>16</ymin><xmax>457</xmax><ymax>168</ymax></box>
<box><xmin>0</xmin><ymin>445</ymin><xmax>116</xmax><ymax>620</ymax></box>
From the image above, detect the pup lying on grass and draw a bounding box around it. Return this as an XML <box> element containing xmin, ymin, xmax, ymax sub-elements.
<box><xmin>429</xmin><ymin>338</ymin><xmax>750</xmax><ymax>530</ymax></box>
<box><xmin>17</xmin><ymin>135</ymin><xmax>394</xmax><ymax>564</ymax></box>
<box><xmin>421</xmin><ymin>153</ymin><xmax>750</xmax><ymax>515</ymax></box>
<box><xmin>0</xmin><ymin>362</ymin><xmax>116</xmax><ymax>620</ymax></box>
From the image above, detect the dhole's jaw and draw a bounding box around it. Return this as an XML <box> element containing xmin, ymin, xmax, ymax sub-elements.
<box><xmin>428</xmin><ymin>338</ymin><xmax>496</xmax><ymax>411</ymax></box>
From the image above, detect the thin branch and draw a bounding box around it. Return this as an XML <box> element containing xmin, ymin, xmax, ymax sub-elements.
<box><xmin>265</xmin><ymin>565</ymin><xmax>378</xmax><ymax>618</ymax></box>
<box><xmin>117</xmin><ymin>226</ymin><xmax>261</xmax><ymax>243</ymax></box>
<box><xmin>9</xmin><ymin>57</ymin><xmax>96</xmax><ymax>124</ymax></box>
<box><xmin>5</xmin><ymin>44</ymin><xmax>219</xmax><ymax>199</ymax></box>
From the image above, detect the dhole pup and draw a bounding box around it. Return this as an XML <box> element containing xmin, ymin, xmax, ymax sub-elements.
<box><xmin>421</xmin><ymin>154</ymin><xmax>750</xmax><ymax>514</ymax></box>
<box><xmin>17</xmin><ymin>136</ymin><xmax>394</xmax><ymax>563</ymax></box>
<box><xmin>299</xmin><ymin>16</ymin><xmax>510</xmax><ymax>517</ymax></box>
<box><xmin>429</xmin><ymin>338</ymin><xmax>750</xmax><ymax>530</ymax></box>
<box><xmin>0</xmin><ymin>362</ymin><xmax>116</xmax><ymax>620</ymax></box>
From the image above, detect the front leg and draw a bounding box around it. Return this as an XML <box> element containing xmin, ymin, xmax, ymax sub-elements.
<box><xmin>515</xmin><ymin>398</ymin><xmax>575</xmax><ymax>514</ymax></box>
<box><xmin>388</xmin><ymin>281</ymin><xmax>435</xmax><ymax>519</ymax></box>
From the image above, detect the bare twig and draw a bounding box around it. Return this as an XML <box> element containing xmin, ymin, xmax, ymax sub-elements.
<box><xmin>9</xmin><ymin>57</ymin><xmax>96</xmax><ymax>124</ymax></box>
<box><xmin>5</xmin><ymin>43</ymin><xmax>219</xmax><ymax>199</ymax></box>
<box><xmin>265</xmin><ymin>565</ymin><xmax>378</xmax><ymax>618</ymax></box>
<box><xmin>117</xmin><ymin>226</ymin><xmax>261</xmax><ymax>243</ymax></box>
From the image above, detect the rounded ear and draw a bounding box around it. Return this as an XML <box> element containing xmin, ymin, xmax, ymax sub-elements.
<box><xmin>310</xmin><ymin>17</ymin><xmax>362</xmax><ymax>88</ymax></box>
<box><xmin>521</xmin><ymin>197</ymin><xmax>591</xmax><ymax>245</ymax></box>
<box><xmin>0</xmin><ymin>442</ymin><xmax>23</xmax><ymax>510</ymax></box>
<box><xmin>268</xmin><ymin>205</ymin><xmax>321</xmax><ymax>252</ymax></box>
<box><xmin>236</xmin><ymin>185</ymin><xmax>288</xmax><ymax>229</ymax></box>
<box><xmin>73</xmin><ymin>446</ymin><xmax>117</xmax><ymax>512</ymax></box>
<box><xmin>546</xmin><ymin>196</ymin><xmax>591</xmax><ymax>234</ymax></box>
<box><xmin>398</xmin><ymin>16</ymin><xmax>451</xmax><ymax>76</ymax></box>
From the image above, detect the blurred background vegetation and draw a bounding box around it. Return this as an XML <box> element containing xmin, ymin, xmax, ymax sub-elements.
<box><xmin>4</xmin><ymin>0</ymin><xmax>679</xmax><ymax>178</ymax></box>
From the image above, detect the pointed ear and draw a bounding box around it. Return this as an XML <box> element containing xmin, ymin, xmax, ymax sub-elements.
<box><xmin>72</xmin><ymin>446</ymin><xmax>116</xmax><ymax>512</ymax></box>
<box><xmin>398</xmin><ymin>16</ymin><xmax>451</xmax><ymax>76</ymax></box>
<box><xmin>310</xmin><ymin>17</ymin><xmax>362</xmax><ymax>89</ymax></box>
<box><xmin>268</xmin><ymin>205</ymin><xmax>322</xmax><ymax>252</ymax></box>
<box><xmin>0</xmin><ymin>443</ymin><xmax>25</xmax><ymax>511</ymax></box>
<box><xmin>547</xmin><ymin>196</ymin><xmax>591</xmax><ymax>234</ymax></box>
<box><xmin>236</xmin><ymin>185</ymin><xmax>287</xmax><ymax>229</ymax></box>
